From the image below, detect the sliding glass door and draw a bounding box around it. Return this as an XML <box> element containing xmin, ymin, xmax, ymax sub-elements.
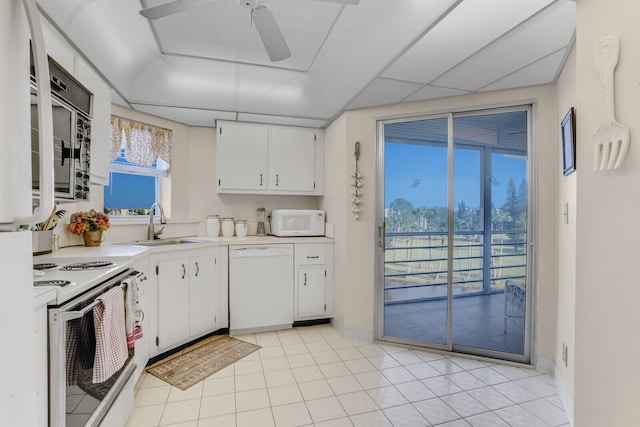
<box><xmin>378</xmin><ymin>107</ymin><xmax>531</xmax><ymax>362</ymax></box>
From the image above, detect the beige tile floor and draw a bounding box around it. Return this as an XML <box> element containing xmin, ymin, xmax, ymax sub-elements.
<box><xmin>126</xmin><ymin>324</ymin><xmax>570</xmax><ymax>427</ymax></box>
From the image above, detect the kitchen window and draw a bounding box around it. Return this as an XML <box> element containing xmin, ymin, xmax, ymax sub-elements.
<box><xmin>104</xmin><ymin>116</ymin><xmax>171</xmax><ymax>216</ymax></box>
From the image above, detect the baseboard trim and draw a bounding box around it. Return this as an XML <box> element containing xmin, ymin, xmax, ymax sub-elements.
<box><xmin>331</xmin><ymin>320</ymin><xmax>374</xmax><ymax>343</ymax></box>
<box><xmin>537</xmin><ymin>357</ymin><xmax>574</xmax><ymax>426</ymax></box>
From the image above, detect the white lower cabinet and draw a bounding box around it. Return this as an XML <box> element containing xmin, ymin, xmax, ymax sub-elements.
<box><xmin>190</xmin><ymin>254</ymin><xmax>223</xmax><ymax>337</ymax></box>
<box><xmin>151</xmin><ymin>247</ymin><xmax>227</xmax><ymax>355</ymax></box>
<box><xmin>294</xmin><ymin>243</ymin><xmax>333</xmax><ymax>321</ymax></box>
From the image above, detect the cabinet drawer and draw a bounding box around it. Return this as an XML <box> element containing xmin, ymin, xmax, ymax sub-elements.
<box><xmin>297</xmin><ymin>249</ymin><xmax>325</xmax><ymax>265</ymax></box>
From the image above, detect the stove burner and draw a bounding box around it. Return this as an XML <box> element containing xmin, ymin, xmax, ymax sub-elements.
<box><xmin>33</xmin><ymin>263</ymin><xmax>58</xmax><ymax>271</ymax></box>
<box><xmin>34</xmin><ymin>280</ymin><xmax>72</xmax><ymax>287</ymax></box>
<box><xmin>60</xmin><ymin>261</ymin><xmax>116</xmax><ymax>271</ymax></box>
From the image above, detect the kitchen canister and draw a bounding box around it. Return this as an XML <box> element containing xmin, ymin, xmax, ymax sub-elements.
<box><xmin>221</xmin><ymin>217</ymin><xmax>235</xmax><ymax>237</ymax></box>
<box><xmin>206</xmin><ymin>215</ymin><xmax>220</xmax><ymax>237</ymax></box>
<box><xmin>235</xmin><ymin>219</ymin><xmax>248</xmax><ymax>237</ymax></box>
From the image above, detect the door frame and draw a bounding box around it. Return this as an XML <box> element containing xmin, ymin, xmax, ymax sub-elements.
<box><xmin>374</xmin><ymin>105</ymin><xmax>536</xmax><ymax>364</ymax></box>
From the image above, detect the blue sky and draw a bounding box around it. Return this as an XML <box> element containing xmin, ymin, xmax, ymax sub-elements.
<box><xmin>384</xmin><ymin>143</ymin><xmax>526</xmax><ymax>209</ymax></box>
<box><xmin>104</xmin><ymin>173</ymin><xmax>155</xmax><ymax>210</ymax></box>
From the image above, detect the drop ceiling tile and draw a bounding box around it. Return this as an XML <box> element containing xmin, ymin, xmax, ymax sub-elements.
<box><xmin>308</xmin><ymin>0</ymin><xmax>461</xmax><ymax>115</ymax></box>
<box><xmin>405</xmin><ymin>85</ymin><xmax>469</xmax><ymax>102</ymax></box>
<box><xmin>382</xmin><ymin>0</ymin><xmax>553</xmax><ymax>84</ymax></box>
<box><xmin>235</xmin><ymin>64</ymin><xmax>328</xmax><ymax>117</ymax></box>
<box><xmin>111</xmin><ymin>90</ymin><xmax>130</xmax><ymax>107</ymax></box>
<box><xmin>127</xmin><ymin>55</ymin><xmax>240</xmax><ymax>111</ymax></box>
<box><xmin>346</xmin><ymin>78</ymin><xmax>424</xmax><ymax>110</ymax></box>
<box><xmin>145</xmin><ymin>0</ymin><xmax>341</xmax><ymax>70</ymax></box>
<box><xmin>480</xmin><ymin>48</ymin><xmax>568</xmax><ymax>92</ymax></box>
<box><xmin>431</xmin><ymin>0</ymin><xmax>576</xmax><ymax>91</ymax></box>
<box><xmin>132</xmin><ymin>104</ymin><xmax>236</xmax><ymax>127</ymax></box>
<box><xmin>38</xmin><ymin>0</ymin><xmax>88</xmax><ymax>30</ymax></box>
<box><xmin>63</xmin><ymin>0</ymin><xmax>159</xmax><ymax>89</ymax></box>
<box><xmin>237</xmin><ymin>113</ymin><xmax>328</xmax><ymax>128</ymax></box>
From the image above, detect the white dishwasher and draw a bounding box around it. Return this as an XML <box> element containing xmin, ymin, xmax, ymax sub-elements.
<box><xmin>229</xmin><ymin>244</ymin><xmax>294</xmax><ymax>334</ymax></box>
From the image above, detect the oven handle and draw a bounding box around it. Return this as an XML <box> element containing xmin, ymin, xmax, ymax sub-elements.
<box><xmin>60</xmin><ymin>280</ymin><xmax>128</xmax><ymax>321</ymax></box>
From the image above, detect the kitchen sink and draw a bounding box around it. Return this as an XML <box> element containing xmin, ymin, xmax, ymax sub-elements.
<box><xmin>128</xmin><ymin>237</ymin><xmax>208</xmax><ymax>247</ymax></box>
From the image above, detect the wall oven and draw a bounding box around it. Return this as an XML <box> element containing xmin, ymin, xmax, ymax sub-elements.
<box><xmin>47</xmin><ymin>268</ymin><xmax>137</xmax><ymax>427</ymax></box>
<box><xmin>30</xmin><ymin>53</ymin><xmax>92</xmax><ymax>202</ymax></box>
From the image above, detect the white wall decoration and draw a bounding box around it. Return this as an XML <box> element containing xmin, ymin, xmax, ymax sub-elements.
<box><xmin>593</xmin><ymin>35</ymin><xmax>630</xmax><ymax>171</ymax></box>
<box><xmin>351</xmin><ymin>141</ymin><xmax>362</xmax><ymax>220</ymax></box>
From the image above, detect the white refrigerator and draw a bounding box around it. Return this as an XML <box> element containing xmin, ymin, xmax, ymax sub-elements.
<box><xmin>0</xmin><ymin>0</ymin><xmax>54</xmax><ymax>425</ymax></box>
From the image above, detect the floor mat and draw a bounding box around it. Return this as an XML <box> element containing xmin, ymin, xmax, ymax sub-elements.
<box><xmin>146</xmin><ymin>335</ymin><xmax>261</xmax><ymax>390</ymax></box>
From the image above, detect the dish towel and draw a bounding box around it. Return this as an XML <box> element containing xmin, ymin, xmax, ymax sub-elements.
<box><xmin>124</xmin><ymin>277</ymin><xmax>144</xmax><ymax>348</ymax></box>
<box><xmin>65</xmin><ymin>314</ymin><xmax>97</xmax><ymax>385</ymax></box>
<box><xmin>92</xmin><ymin>286</ymin><xmax>128</xmax><ymax>384</ymax></box>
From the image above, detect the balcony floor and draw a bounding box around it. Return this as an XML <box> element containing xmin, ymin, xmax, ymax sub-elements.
<box><xmin>384</xmin><ymin>292</ymin><xmax>525</xmax><ymax>356</ymax></box>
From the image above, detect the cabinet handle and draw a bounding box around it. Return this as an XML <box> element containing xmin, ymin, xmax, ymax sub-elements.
<box><xmin>195</xmin><ymin>261</ymin><xmax>199</xmax><ymax>277</ymax></box>
<box><xmin>307</xmin><ymin>256</ymin><xmax>319</xmax><ymax>259</ymax></box>
<box><xmin>304</xmin><ymin>273</ymin><xmax>307</xmax><ymax>286</ymax></box>
<box><xmin>260</xmin><ymin>173</ymin><xmax>263</xmax><ymax>186</ymax></box>
<box><xmin>276</xmin><ymin>174</ymin><xmax>279</xmax><ymax>186</ymax></box>
<box><xmin>181</xmin><ymin>264</ymin><xmax>186</xmax><ymax>279</ymax></box>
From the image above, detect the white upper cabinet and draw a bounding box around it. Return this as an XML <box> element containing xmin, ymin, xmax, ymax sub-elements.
<box><xmin>216</xmin><ymin>121</ymin><xmax>324</xmax><ymax>195</ymax></box>
<box><xmin>42</xmin><ymin>20</ymin><xmax>111</xmax><ymax>185</ymax></box>
<box><xmin>75</xmin><ymin>59</ymin><xmax>111</xmax><ymax>185</ymax></box>
<box><xmin>216</xmin><ymin>122</ymin><xmax>269</xmax><ymax>192</ymax></box>
<box><xmin>269</xmin><ymin>127</ymin><xmax>316</xmax><ymax>193</ymax></box>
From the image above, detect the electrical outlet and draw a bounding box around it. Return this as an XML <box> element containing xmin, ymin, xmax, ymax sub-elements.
<box><xmin>562</xmin><ymin>343</ymin><xmax>568</xmax><ymax>367</ymax></box>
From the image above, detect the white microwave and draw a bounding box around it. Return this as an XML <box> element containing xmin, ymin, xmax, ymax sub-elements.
<box><xmin>271</xmin><ymin>209</ymin><xmax>325</xmax><ymax>237</ymax></box>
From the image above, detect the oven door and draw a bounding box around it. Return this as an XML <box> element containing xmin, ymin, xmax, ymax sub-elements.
<box><xmin>31</xmin><ymin>84</ymin><xmax>77</xmax><ymax>201</ymax></box>
<box><xmin>48</xmin><ymin>271</ymin><xmax>136</xmax><ymax>427</ymax></box>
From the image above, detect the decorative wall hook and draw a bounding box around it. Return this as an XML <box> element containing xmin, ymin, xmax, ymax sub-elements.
<box><xmin>351</xmin><ymin>141</ymin><xmax>362</xmax><ymax>220</ymax></box>
<box><xmin>593</xmin><ymin>35</ymin><xmax>630</xmax><ymax>171</ymax></box>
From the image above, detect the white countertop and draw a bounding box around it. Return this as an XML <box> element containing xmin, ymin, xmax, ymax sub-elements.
<box><xmin>35</xmin><ymin>243</ymin><xmax>150</xmax><ymax>261</ymax></box>
<box><xmin>33</xmin><ymin>287</ymin><xmax>57</xmax><ymax>308</ymax></box>
<box><xmin>36</xmin><ymin>235</ymin><xmax>333</xmax><ymax>257</ymax></box>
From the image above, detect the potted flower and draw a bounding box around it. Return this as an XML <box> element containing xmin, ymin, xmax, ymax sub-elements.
<box><xmin>68</xmin><ymin>209</ymin><xmax>111</xmax><ymax>246</ymax></box>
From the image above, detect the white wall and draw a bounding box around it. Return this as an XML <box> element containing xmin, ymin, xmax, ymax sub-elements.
<box><xmin>574</xmin><ymin>0</ymin><xmax>640</xmax><ymax>425</ymax></box>
<box><xmin>555</xmin><ymin>46</ymin><xmax>577</xmax><ymax>416</ymax></box>
<box><xmin>322</xmin><ymin>84</ymin><xmax>560</xmax><ymax>362</ymax></box>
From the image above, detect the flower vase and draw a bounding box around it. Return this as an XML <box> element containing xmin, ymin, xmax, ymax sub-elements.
<box><xmin>83</xmin><ymin>230</ymin><xmax>103</xmax><ymax>247</ymax></box>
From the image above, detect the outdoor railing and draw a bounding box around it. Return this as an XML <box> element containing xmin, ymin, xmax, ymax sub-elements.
<box><xmin>384</xmin><ymin>230</ymin><xmax>526</xmax><ymax>303</ymax></box>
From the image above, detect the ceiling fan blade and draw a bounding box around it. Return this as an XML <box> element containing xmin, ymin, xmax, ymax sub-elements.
<box><xmin>140</xmin><ymin>0</ymin><xmax>216</xmax><ymax>20</ymax></box>
<box><xmin>252</xmin><ymin>5</ymin><xmax>291</xmax><ymax>62</ymax></box>
<box><xmin>314</xmin><ymin>0</ymin><xmax>360</xmax><ymax>5</ymax></box>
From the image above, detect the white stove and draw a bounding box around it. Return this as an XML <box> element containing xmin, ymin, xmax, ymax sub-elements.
<box><xmin>32</xmin><ymin>259</ymin><xmax>130</xmax><ymax>305</ymax></box>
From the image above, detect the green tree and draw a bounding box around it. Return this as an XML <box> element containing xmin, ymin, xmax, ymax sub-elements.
<box><xmin>517</xmin><ymin>179</ymin><xmax>527</xmax><ymax>229</ymax></box>
<box><xmin>387</xmin><ymin>198</ymin><xmax>416</xmax><ymax>232</ymax></box>
<box><xmin>503</xmin><ymin>178</ymin><xmax>519</xmax><ymax>231</ymax></box>
<box><xmin>456</xmin><ymin>200</ymin><xmax>468</xmax><ymax>231</ymax></box>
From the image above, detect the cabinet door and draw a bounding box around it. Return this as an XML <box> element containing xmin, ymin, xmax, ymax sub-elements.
<box><xmin>157</xmin><ymin>258</ymin><xmax>190</xmax><ymax>350</ymax></box>
<box><xmin>217</xmin><ymin>122</ymin><xmax>269</xmax><ymax>192</ymax></box>
<box><xmin>189</xmin><ymin>253</ymin><xmax>218</xmax><ymax>337</ymax></box>
<box><xmin>298</xmin><ymin>268</ymin><xmax>326</xmax><ymax>318</ymax></box>
<box><xmin>76</xmin><ymin>59</ymin><xmax>112</xmax><ymax>185</ymax></box>
<box><xmin>270</xmin><ymin>127</ymin><xmax>316</xmax><ymax>192</ymax></box>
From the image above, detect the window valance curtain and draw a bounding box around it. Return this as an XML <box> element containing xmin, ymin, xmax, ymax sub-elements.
<box><xmin>110</xmin><ymin>116</ymin><xmax>172</xmax><ymax>167</ymax></box>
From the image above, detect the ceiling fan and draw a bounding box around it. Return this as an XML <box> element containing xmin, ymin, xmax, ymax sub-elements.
<box><xmin>140</xmin><ymin>0</ymin><xmax>360</xmax><ymax>62</ymax></box>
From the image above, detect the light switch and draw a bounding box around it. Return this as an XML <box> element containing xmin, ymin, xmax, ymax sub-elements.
<box><xmin>563</xmin><ymin>202</ymin><xmax>569</xmax><ymax>224</ymax></box>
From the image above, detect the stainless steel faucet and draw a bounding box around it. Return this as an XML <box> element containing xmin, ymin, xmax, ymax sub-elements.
<box><xmin>148</xmin><ymin>202</ymin><xmax>167</xmax><ymax>240</ymax></box>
